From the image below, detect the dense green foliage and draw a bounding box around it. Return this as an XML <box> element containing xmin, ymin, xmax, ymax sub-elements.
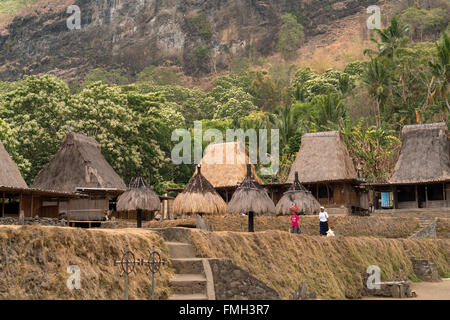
<box><xmin>0</xmin><ymin>6</ymin><xmax>449</xmax><ymax>190</ymax></box>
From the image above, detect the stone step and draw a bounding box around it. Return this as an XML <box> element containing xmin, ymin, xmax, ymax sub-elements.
<box><xmin>171</xmin><ymin>258</ymin><xmax>205</xmax><ymax>275</ymax></box>
<box><xmin>168</xmin><ymin>293</ymin><xmax>208</xmax><ymax>300</ymax></box>
<box><xmin>166</xmin><ymin>241</ymin><xmax>196</xmax><ymax>259</ymax></box>
<box><xmin>170</xmin><ymin>274</ymin><xmax>207</xmax><ymax>295</ymax></box>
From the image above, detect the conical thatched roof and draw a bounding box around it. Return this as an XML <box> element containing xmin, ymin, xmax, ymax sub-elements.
<box><xmin>287</xmin><ymin>131</ymin><xmax>358</xmax><ymax>183</ymax></box>
<box><xmin>276</xmin><ymin>172</ymin><xmax>321</xmax><ymax>216</ymax></box>
<box><xmin>117</xmin><ymin>176</ymin><xmax>161</xmax><ymax>215</ymax></box>
<box><xmin>173</xmin><ymin>165</ymin><xmax>226</xmax><ymax>217</ymax></box>
<box><xmin>0</xmin><ymin>139</ymin><xmax>27</xmax><ymax>188</ymax></box>
<box><xmin>32</xmin><ymin>132</ymin><xmax>126</xmax><ymax>192</ymax></box>
<box><xmin>226</xmin><ymin>164</ymin><xmax>275</xmax><ymax>216</ymax></box>
<box><xmin>390</xmin><ymin>123</ymin><xmax>450</xmax><ymax>184</ymax></box>
<box><xmin>197</xmin><ymin>142</ymin><xmax>263</xmax><ymax>187</ymax></box>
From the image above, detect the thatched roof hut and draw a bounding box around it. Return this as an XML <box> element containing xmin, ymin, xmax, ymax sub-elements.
<box><xmin>389</xmin><ymin>123</ymin><xmax>450</xmax><ymax>184</ymax></box>
<box><xmin>117</xmin><ymin>176</ymin><xmax>161</xmax><ymax>214</ymax></box>
<box><xmin>0</xmin><ymin>139</ymin><xmax>27</xmax><ymax>188</ymax></box>
<box><xmin>173</xmin><ymin>165</ymin><xmax>226</xmax><ymax>217</ymax></box>
<box><xmin>276</xmin><ymin>172</ymin><xmax>321</xmax><ymax>216</ymax></box>
<box><xmin>32</xmin><ymin>132</ymin><xmax>126</xmax><ymax>192</ymax></box>
<box><xmin>226</xmin><ymin>164</ymin><xmax>275</xmax><ymax>216</ymax></box>
<box><xmin>197</xmin><ymin>142</ymin><xmax>263</xmax><ymax>187</ymax></box>
<box><xmin>287</xmin><ymin>131</ymin><xmax>358</xmax><ymax>183</ymax></box>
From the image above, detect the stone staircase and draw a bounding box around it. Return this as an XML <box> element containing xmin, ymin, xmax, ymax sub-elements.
<box><xmin>157</xmin><ymin>228</ymin><xmax>214</xmax><ymax>300</ymax></box>
<box><xmin>409</xmin><ymin>218</ymin><xmax>438</xmax><ymax>238</ymax></box>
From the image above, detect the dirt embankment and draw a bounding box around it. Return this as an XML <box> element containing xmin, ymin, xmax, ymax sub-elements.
<box><xmin>146</xmin><ymin>215</ymin><xmax>420</xmax><ymax>238</ymax></box>
<box><xmin>189</xmin><ymin>230</ymin><xmax>450</xmax><ymax>299</ymax></box>
<box><xmin>0</xmin><ymin>225</ymin><xmax>174</xmax><ymax>300</ymax></box>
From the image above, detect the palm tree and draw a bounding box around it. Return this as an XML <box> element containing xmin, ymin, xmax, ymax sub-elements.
<box><xmin>428</xmin><ymin>31</ymin><xmax>450</xmax><ymax>111</ymax></box>
<box><xmin>364</xmin><ymin>17</ymin><xmax>409</xmax><ymax>60</ymax></box>
<box><xmin>362</xmin><ymin>58</ymin><xmax>392</xmax><ymax>126</ymax></box>
<box><xmin>310</xmin><ymin>93</ymin><xmax>347</xmax><ymax>131</ymax></box>
<box><xmin>269</xmin><ymin>104</ymin><xmax>300</xmax><ymax>152</ymax></box>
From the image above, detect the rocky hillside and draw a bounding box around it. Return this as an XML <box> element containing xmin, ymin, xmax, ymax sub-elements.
<box><xmin>0</xmin><ymin>0</ymin><xmax>379</xmax><ymax>81</ymax></box>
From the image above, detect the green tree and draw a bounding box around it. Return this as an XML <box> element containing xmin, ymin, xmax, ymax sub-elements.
<box><xmin>428</xmin><ymin>31</ymin><xmax>450</xmax><ymax>112</ymax></box>
<box><xmin>276</xmin><ymin>13</ymin><xmax>305</xmax><ymax>59</ymax></box>
<box><xmin>364</xmin><ymin>17</ymin><xmax>409</xmax><ymax>59</ymax></box>
<box><xmin>362</xmin><ymin>58</ymin><xmax>393</xmax><ymax>126</ymax></box>
<box><xmin>0</xmin><ymin>75</ymin><xmax>70</xmax><ymax>183</ymax></box>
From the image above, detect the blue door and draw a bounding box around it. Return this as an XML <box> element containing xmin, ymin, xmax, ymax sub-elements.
<box><xmin>381</xmin><ymin>192</ymin><xmax>393</xmax><ymax>208</ymax></box>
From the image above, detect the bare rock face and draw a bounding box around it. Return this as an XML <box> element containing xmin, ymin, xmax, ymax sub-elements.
<box><xmin>0</xmin><ymin>0</ymin><xmax>379</xmax><ymax>80</ymax></box>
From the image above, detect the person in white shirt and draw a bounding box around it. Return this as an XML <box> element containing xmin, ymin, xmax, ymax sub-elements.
<box><xmin>319</xmin><ymin>206</ymin><xmax>329</xmax><ymax>236</ymax></box>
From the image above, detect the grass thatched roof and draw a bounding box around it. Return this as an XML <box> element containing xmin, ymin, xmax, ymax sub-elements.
<box><xmin>390</xmin><ymin>123</ymin><xmax>450</xmax><ymax>184</ymax></box>
<box><xmin>276</xmin><ymin>172</ymin><xmax>321</xmax><ymax>216</ymax></box>
<box><xmin>32</xmin><ymin>132</ymin><xmax>126</xmax><ymax>193</ymax></box>
<box><xmin>173</xmin><ymin>165</ymin><xmax>226</xmax><ymax>217</ymax></box>
<box><xmin>197</xmin><ymin>142</ymin><xmax>263</xmax><ymax>187</ymax></box>
<box><xmin>0</xmin><ymin>139</ymin><xmax>27</xmax><ymax>188</ymax></box>
<box><xmin>117</xmin><ymin>176</ymin><xmax>161</xmax><ymax>214</ymax></box>
<box><xmin>226</xmin><ymin>164</ymin><xmax>275</xmax><ymax>216</ymax></box>
<box><xmin>287</xmin><ymin>131</ymin><xmax>357</xmax><ymax>183</ymax></box>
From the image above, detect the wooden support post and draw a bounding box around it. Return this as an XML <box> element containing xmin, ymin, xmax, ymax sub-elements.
<box><xmin>225</xmin><ymin>190</ymin><xmax>229</xmax><ymax>203</ymax></box>
<box><xmin>137</xmin><ymin>208</ymin><xmax>142</xmax><ymax>228</ymax></box>
<box><xmin>443</xmin><ymin>183</ymin><xmax>446</xmax><ymax>202</ymax></box>
<box><xmin>248</xmin><ymin>212</ymin><xmax>254</xmax><ymax>233</ymax></box>
<box><xmin>425</xmin><ymin>185</ymin><xmax>429</xmax><ymax>208</ymax></box>
<box><xmin>30</xmin><ymin>194</ymin><xmax>34</xmax><ymax>218</ymax></box>
<box><xmin>1</xmin><ymin>192</ymin><xmax>4</xmax><ymax>217</ymax></box>
<box><xmin>393</xmin><ymin>186</ymin><xmax>398</xmax><ymax>209</ymax></box>
<box><xmin>67</xmin><ymin>199</ymin><xmax>71</xmax><ymax>225</ymax></box>
<box><xmin>327</xmin><ymin>184</ymin><xmax>330</xmax><ymax>205</ymax></box>
<box><xmin>415</xmin><ymin>185</ymin><xmax>419</xmax><ymax>209</ymax></box>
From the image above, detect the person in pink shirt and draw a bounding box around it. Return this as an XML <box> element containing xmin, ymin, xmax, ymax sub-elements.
<box><xmin>289</xmin><ymin>203</ymin><xmax>301</xmax><ymax>234</ymax></box>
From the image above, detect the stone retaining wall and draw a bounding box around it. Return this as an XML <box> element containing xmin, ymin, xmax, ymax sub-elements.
<box><xmin>208</xmin><ymin>259</ymin><xmax>280</xmax><ymax>300</ymax></box>
<box><xmin>0</xmin><ymin>217</ymin><xmax>64</xmax><ymax>226</ymax></box>
<box><xmin>411</xmin><ymin>258</ymin><xmax>441</xmax><ymax>282</ymax></box>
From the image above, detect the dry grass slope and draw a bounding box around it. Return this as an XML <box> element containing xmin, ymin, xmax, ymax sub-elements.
<box><xmin>146</xmin><ymin>216</ymin><xmax>420</xmax><ymax>238</ymax></box>
<box><xmin>0</xmin><ymin>226</ymin><xmax>174</xmax><ymax>300</ymax></box>
<box><xmin>189</xmin><ymin>230</ymin><xmax>450</xmax><ymax>299</ymax></box>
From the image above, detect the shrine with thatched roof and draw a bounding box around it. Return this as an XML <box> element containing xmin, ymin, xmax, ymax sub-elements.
<box><xmin>32</xmin><ymin>132</ymin><xmax>127</xmax><ymax>221</ymax></box>
<box><xmin>116</xmin><ymin>176</ymin><xmax>161</xmax><ymax>227</ymax></box>
<box><xmin>387</xmin><ymin>123</ymin><xmax>450</xmax><ymax>209</ymax></box>
<box><xmin>287</xmin><ymin>131</ymin><xmax>363</xmax><ymax>212</ymax></box>
<box><xmin>276</xmin><ymin>172</ymin><xmax>321</xmax><ymax>216</ymax></box>
<box><xmin>173</xmin><ymin>165</ymin><xmax>226</xmax><ymax>225</ymax></box>
<box><xmin>226</xmin><ymin>164</ymin><xmax>275</xmax><ymax>232</ymax></box>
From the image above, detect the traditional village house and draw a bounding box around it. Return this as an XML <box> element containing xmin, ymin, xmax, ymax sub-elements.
<box><xmin>169</xmin><ymin>142</ymin><xmax>264</xmax><ymax>203</ymax></box>
<box><xmin>32</xmin><ymin>132</ymin><xmax>127</xmax><ymax>222</ymax></box>
<box><xmin>287</xmin><ymin>131</ymin><xmax>364</xmax><ymax>214</ymax></box>
<box><xmin>387</xmin><ymin>123</ymin><xmax>450</xmax><ymax>209</ymax></box>
<box><xmin>0</xmin><ymin>139</ymin><xmax>79</xmax><ymax>220</ymax></box>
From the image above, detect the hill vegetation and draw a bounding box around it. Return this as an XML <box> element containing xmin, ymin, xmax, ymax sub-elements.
<box><xmin>0</xmin><ymin>1</ymin><xmax>448</xmax><ymax>191</ymax></box>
